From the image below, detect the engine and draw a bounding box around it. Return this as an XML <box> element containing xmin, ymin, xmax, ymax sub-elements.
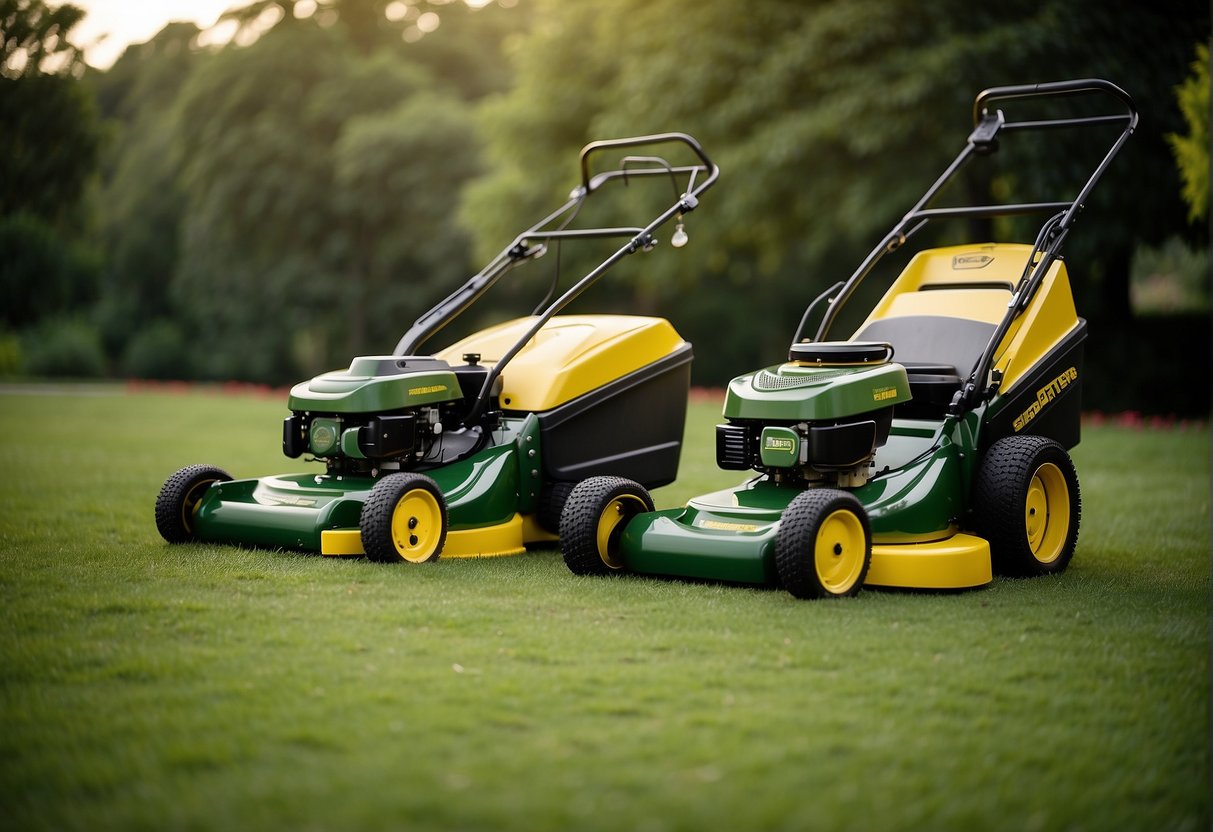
<box><xmin>715</xmin><ymin>342</ymin><xmax>912</xmax><ymax>488</ymax></box>
<box><xmin>280</xmin><ymin>354</ymin><xmax>496</xmax><ymax>476</ymax></box>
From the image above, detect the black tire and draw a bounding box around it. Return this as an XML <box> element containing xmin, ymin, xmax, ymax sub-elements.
<box><xmin>537</xmin><ymin>481</ymin><xmax>577</xmax><ymax>534</ymax></box>
<box><xmin>155</xmin><ymin>464</ymin><xmax>232</xmax><ymax>543</ymax></box>
<box><xmin>774</xmin><ymin>489</ymin><xmax>871</xmax><ymax>599</ymax></box>
<box><xmin>360</xmin><ymin>473</ymin><xmax>448</xmax><ymax>563</ymax></box>
<box><xmin>559</xmin><ymin>476</ymin><xmax>654</xmax><ymax>575</ymax></box>
<box><xmin>972</xmin><ymin>435</ymin><xmax>1080</xmax><ymax>577</ymax></box>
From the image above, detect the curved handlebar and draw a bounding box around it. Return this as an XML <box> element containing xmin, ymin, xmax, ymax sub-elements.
<box><xmin>579</xmin><ymin>132</ymin><xmax>719</xmax><ymax>195</ymax></box>
<box><xmin>973</xmin><ymin>78</ymin><xmax>1137</xmax><ymax>127</ymax></box>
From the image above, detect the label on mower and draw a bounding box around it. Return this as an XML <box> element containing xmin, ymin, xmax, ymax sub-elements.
<box><xmin>760</xmin><ymin>426</ymin><xmax>800</xmax><ymax>468</ymax></box>
<box><xmin>1013</xmin><ymin>366</ymin><xmax>1078</xmax><ymax>432</ymax></box>
<box><xmin>952</xmin><ymin>253</ymin><xmax>994</xmax><ymax>269</ymax></box>
<box><xmin>408</xmin><ymin>384</ymin><xmax>448</xmax><ymax>397</ymax></box>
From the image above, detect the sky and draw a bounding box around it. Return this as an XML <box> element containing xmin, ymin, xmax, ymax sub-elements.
<box><xmin>68</xmin><ymin>0</ymin><xmax>493</xmax><ymax>69</ymax></box>
<box><xmin>71</xmin><ymin>1</ymin><xmax>243</xmax><ymax>69</ymax></box>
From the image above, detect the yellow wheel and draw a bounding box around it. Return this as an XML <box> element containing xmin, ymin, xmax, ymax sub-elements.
<box><xmin>361</xmin><ymin>473</ymin><xmax>448</xmax><ymax>563</ymax></box>
<box><xmin>974</xmin><ymin>436</ymin><xmax>1081</xmax><ymax>577</ymax></box>
<box><xmin>1025</xmin><ymin>462</ymin><xmax>1070</xmax><ymax>564</ymax></box>
<box><xmin>155</xmin><ymin>465</ymin><xmax>232</xmax><ymax>543</ymax></box>
<box><xmin>560</xmin><ymin>477</ymin><xmax>654</xmax><ymax>575</ymax></box>
<box><xmin>813</xmin><ymin>508</ymin><xmax>869</xmax><ymax>595</ymax></box>
<box><xmin>775</xmin><ymin>489</ymin><xmax>871</xmax><ymax>599</ymax></box>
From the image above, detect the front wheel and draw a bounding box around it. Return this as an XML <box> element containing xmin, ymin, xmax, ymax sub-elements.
<box><xmin>972</xmin><ymin>435</ymin><xmax>1080</xmax><ymax>577</ymax></box>
<box><xmin>775</xmin><ymin>489</ymin><xmax>871</xmax><ymax>599</ymax></box>
<box><xmin>360</xmin><ymin>473</ymin><xmax>448</xmax><ymax>563</ymax></box>
<box><xmin>559</xmin><ymin>477</ymin><xmax>654</xmax><ymax>575</ymax></box>
<box><xmin>155</xmin><ymin>464</ymin><xmax>232</xmax><ymax>543</ymax></box>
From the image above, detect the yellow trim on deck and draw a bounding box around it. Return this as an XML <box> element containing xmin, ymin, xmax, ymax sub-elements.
<box><xmin>442</xmin><ymin>515</ymin><xmax>527</xmax><ymax>558</ymax></box>
<box><xmin>321</xmin><ymin>513</ymin><xmax>558</xmax><ymax>558</ymax></box>
<box><xmin>866</xmin><ymin>533</ymin><xmax>992</xmax><ymax>589</ymax></box>
<box><xmin>321</xmin><ymin>529</ymin><xmax>365</xmax><ymax>557</ymax></box>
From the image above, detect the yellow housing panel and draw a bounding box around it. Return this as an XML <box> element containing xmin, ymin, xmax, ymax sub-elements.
<box><xmin>989</xmin><ymin>258</ymin><xmax>1080</xmax><ymax>394</ymax></box>
<box><xmin>855</xmin><ymin>243</ymin><xmax>1081</xmax><ymax>394</ymax></box>
<box><xmin>866</xmin><ymin>533</ymin><xmax>993</xmax><ymax>589</ymax></box>
<box><xmin>859</xmin><ymin>243</ymin><xmax>1029</xmax><ymax>327</ymax></box>
<box><xmin>435</xmin><ymin>315</ymin><xmax>686</xmax><ymax>412</ymax></box>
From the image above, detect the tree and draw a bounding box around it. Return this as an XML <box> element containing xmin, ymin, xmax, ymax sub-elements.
<box><xmin>1</xmin><ymin>0</ymin><xmax>85</xmax><ymax>78</ymax></box>
<box><xmin>86</xmin><ymin>22</ymin><xmax>207</xmax><ymax>374</ymax></box>
<box><xmin>170</xmin><ymin>20</ymin><xmax>486</xmax><ymax>380</ymax></box>
<box><xmin>0</xmin><ymin>0</ymin><xmax>101</xmax><ymax>360</ymax></box>
<box><xmin>1168</xmin><ymin>43</ymin><xmax>1209</xmax><ymax>226</ymax></box>
<box><xmin>464</xmin><ymin>0</ymin><xmax>1211</xmax><ymax>384</ymax></box>
<box><xmin>0</xmin><ymin>0</ymin><xmax>98</xmax><ymax>223</ymax></box>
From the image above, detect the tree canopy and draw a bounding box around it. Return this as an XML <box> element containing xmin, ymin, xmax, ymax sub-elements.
<box><xmin>1</xmin><ymin>0</ymin><xmax>101</xmax><ymax>376</ymax></box>
<box><xmin>4</xmin><ymin>0</ymin><xmax>1209</xmax><ymax>412</ymax></box>
<box><xmin>466</xmin><ymin>0</ymin><xmax>1209</xmax><ymax>376</ymax></box>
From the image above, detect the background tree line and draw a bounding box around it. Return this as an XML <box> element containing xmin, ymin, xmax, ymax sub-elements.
<box><xmin>1</xmin><ymin>0</ymin><xmax>1209</xmax><ymax>413</ymax></box>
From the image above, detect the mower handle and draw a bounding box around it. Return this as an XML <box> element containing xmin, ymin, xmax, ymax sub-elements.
<box><xmin>973</xmin><ymin>78</ymin><xmax>1137</xmax><ymax>128</ymax></box>
<box><xmin>579</xmin><ymin>133</ymin><xmax>719</xmax><ymax>195</ymax></box>
<box><xmin>394</xmin><ymin>134</ymin><xmax>717</xmax><ymax>359</ymax></box>
<box><xmin>813</xmin><ymin>77</ymin><xmax>1135</xmax><ymax>407</ymax></box>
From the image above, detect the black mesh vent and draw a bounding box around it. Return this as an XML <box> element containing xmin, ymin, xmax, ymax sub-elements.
<box><xmin>715</xmin><ymin>423</ymin><xmax>753</xmax><ymax>471</ymax></box>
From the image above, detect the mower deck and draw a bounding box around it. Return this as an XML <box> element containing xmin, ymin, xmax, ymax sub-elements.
<box><xmin>191</xmin><ymin>416</ymin><xmax>552</xmax><ymax>557</ymax></box>
<box><xmin>618</xmin><ymin>419</ymin><xmax>993</xmax><ymax>591</ymax></box>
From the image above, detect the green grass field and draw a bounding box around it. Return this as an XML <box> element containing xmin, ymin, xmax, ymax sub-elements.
<box><xmin>0</xmin><ymin>385</ymin><xmax>1208</xmax><ymax>831</ymax></box>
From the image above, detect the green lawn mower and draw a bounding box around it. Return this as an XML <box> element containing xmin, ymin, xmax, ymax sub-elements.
<box><xmin>560</xmin><ymin>79</ymin><xmax>1136</xmax><ymax>598</ymax></box>
<box><xmin>156</xmin><ymin>133</ymin><xmax>718</xmax><ymax>562</ymax></box>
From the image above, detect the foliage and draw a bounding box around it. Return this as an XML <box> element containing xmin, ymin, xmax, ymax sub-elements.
<box><xmin>73</xmin><ymin>2</ymin><xmax>527</xmax><ymax>383</ymax></box>
<box><xmin>168</xmin><ymin>21</ymin><xmax>483</xmax><ymax>379</ymax></box>
<box><xmin>120</xmin><ymin>319</ymin><xmax>194</xmax><ymax>380</ymax></box>
<box><xmin>1130</xmin><ymin>235</ymin><xmax>1210</xmax><ymax>315</ymax></box>
<box><xmin>0</xmin><ymin>211</ymin><xmax>98</xmax><ymax>328</ymax></box>
<box><xmin>466</xmin><ymin>0</ymin><xmax>1210</xmax><ymax>381</ymax></box>
<box><xmin>0</xmin><ymin>389</ymin><xmax>1208</xmax><ymax>830</ymax></box>
<box><xmin>0</xmin><ymin>0</ymin><xmax>101</xmax><ymax>377</ymax></box>
<box><xmin>1167</xmin><ymin>43</ymin><xmax>1210</xmax><ymax>225</ymax></box>
<box><xmin>0</xmin><ymin>0</ymin><xmax>85</xmax><ymax>78</ymax></box>
<box><xmin>19</xmin><ymin>316</ymin><xmax>105</xmax><ymax>377</ymax></box>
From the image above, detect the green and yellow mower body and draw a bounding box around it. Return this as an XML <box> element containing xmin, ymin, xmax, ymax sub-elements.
<box><xmin>560</xmin><ymin>80</ymin><xmax>1136</xmax><ymax>598</ymax></box>
<box><xmin>156</xmin><ymin>135</ymin><xmax>718</xmax><ymax>562</ymax></box>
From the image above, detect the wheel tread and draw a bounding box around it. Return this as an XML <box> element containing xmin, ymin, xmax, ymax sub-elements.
<box><xmin>560</xmin><ymin>476</ymin><xmax>653</xmax><ymax>575</ymax></box>
<box><xmin>154</xmin><ymin>464</ymin><xmax>232</xmax><ymax>543</ymax></box>
<box><xmin>774</xmin><ymin>489</ymin><xmax>871</xmax><ymax>599</ymax></box>
<box><xmin>360</xmin><ymin>473</ymin><xmax>448</xmax><ymax>563</ymax></box>
<box><xmin>972</xmin><ymin>435</ymin><xmax>1081</xmax><ymax>577</ymax></box>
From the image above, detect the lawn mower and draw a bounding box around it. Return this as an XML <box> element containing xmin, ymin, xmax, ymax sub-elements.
<box><xmin>560</xmin><ymin>79</ymin><xmax>1136</xmax><ymax>598</ymax></box>
<box><xmin>155</xmin><ymin>133</ymin><xmax>718</xmax><ymax>562</ymax></box>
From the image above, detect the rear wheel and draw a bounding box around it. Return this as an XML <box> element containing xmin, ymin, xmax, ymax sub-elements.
<box><xmin>155</xmin><ymin>464</ymin><xmax>232</xmax><ymax>543</ymax></box>
<box><xmin>973</xmin><ymin>435</ymin><xmax>1081</xmax><ymax>577</ymax></box>
<box><xmin>775</xmin><ymin>489</ymin><xmax>871</xmax><ymax>599</ymax></box>
<box><xmin>360</xmin><ymin>473</ymin><xmax>448</xmax><ymax>563</ymax></box>
<box><xmin>560</xmin><ymin>477</ymin><xmax>654</xmax><ymax>575</ymax></box>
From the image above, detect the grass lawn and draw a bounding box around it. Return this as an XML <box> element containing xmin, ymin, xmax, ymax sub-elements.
<box><xmin>0</xmin><ymin>384</ymin><xmax>1208</xmax><ymax>831</ymax></box>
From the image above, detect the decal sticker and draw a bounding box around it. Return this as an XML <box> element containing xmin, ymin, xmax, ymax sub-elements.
<box><xmin>952</xmin><ymin>253</ymin><xmax>994</xmax><ymax>269</ymax></box>
<box><xmin>700</xmin><ymin>520</ymin><xmax>760</xmax><ymax>532</ymax></box>
<box><xmin>1013</xmin><ymin>366</ymin><xmax>1078</xmax><ymax>431</ymax></box>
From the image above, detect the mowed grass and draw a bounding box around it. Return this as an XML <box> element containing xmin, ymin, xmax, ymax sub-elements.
<box><xmin>0</xmin><ymin>385</ymin><xmax>1208</xmax><ymax>832</ymax></box>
